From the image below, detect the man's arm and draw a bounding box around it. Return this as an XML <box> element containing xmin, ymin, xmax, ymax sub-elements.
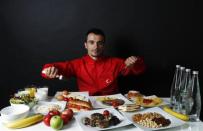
<box><xmin>41</xmin><ymin>61</ymin><xmax>75</xmax><ymax>79</ymax></box>
<box><xmin>121</xmin><ymin>56</ymin><xmax>146</xmax><ymax>76</ymax></box>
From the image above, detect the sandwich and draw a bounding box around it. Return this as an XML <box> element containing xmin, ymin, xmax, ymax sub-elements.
<box><xmin>67</xmin><ymin>99</ymin><xmax>92</xmax><ymax>112</ymax></box>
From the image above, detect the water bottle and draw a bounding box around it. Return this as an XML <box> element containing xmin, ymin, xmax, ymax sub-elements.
<box><xmin>170</xmin><ymin>65</ymin><xmax>180</xmax><ymax>108</ymax></box>
<box><xmin>174</xmin><ymin>66</ymin><xmax>185</xmax><ymax>112</ymax></box>
<box><xmin>189</xmin><ymin>71</ymin><xmax>201</xmax><ymax>121</ymax></box>
<box><xmin>179</xmin><ymin>69</ymin><xmax>192</xmax><ymax>114</ymax></box>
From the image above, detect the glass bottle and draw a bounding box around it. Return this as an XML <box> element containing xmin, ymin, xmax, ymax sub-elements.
<box><xmin>189</xmin><ymin>71</ymin><xmax>201</xmax><ymax>121</ymax></box>
<box><xmin>170</xmin><ymin>65</ymin><xmax>180</xmax><ymax>108</ymax></box>
<box><xmin>174</xmin><ymin>66</ymin><xmax>185</xmax><ymax>112</ymax></box>
<box><xmin>179</xmin><ymin>69</ymin><xmax>191</xmax><ymax>114</ymax></box>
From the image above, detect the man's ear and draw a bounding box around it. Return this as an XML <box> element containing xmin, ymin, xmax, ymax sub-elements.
<box><xmin>84</xmin><ymin>42</ymin><xmax>87</xmax><ymax>49</ymax></box>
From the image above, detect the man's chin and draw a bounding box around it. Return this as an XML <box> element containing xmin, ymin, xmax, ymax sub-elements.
<box><xmin>90</xmin><ymin>54</ymin><xmax>102</xmax><ymax>58</ymax></box>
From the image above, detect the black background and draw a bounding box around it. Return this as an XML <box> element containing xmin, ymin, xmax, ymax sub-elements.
<box><xmin>0</xmin><ymin>0</ymin><xmax>202</xmax><ymax>120</ymax></box>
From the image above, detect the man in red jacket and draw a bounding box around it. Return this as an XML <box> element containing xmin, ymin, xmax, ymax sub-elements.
<box><xmin>41</xmin><ymin>28</ymin><xmax>145</xmax><ymax>96</ymax></box>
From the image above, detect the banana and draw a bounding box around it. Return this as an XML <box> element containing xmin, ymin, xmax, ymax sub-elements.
<box><xmin>163</xmin><ymin>106</ymin><xmax>189</xmax><ymax>121</ymax></box>
<box><xmin>5</xmin><ymin>114</ymin><xmax>43</xmax><ymax>129</ymax></box>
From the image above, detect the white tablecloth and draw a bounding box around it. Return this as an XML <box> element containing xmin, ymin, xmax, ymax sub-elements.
<box><xmin>1</xmin><ymin>98</ymin><xmax>203</xmax><ymax>131</ymax></box>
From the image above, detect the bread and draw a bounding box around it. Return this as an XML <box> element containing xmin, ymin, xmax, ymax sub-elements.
<box><xmin>127</xmin><ymin>90</ymin><xmax>142</xmax><ymax>99</ymax></box>
<box><xmin>118</xmin><ymin>104</ymin><xmax>141</xmax><ymax>112</ymax></box>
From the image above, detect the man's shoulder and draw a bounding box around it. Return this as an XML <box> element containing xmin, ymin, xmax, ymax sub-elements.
<box><xmin>104</xmin><ymin>56</ymin><xmax>124</xmax><ymax>63</ymax></box>
<box><xmin>69</xmin><ymin>56</ymin><xmax>84</xmax><ymax>63</ymax></box>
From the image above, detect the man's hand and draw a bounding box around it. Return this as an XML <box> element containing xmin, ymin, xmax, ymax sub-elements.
<box><xmin>42</xmin><ymin>66</ymin><xmax>59</xmax><ymax>79</ymax></box>
<box><xmin>124</xmin><ymin>56</ymin><xmax>138</xmax><ymax>68</ymax></box>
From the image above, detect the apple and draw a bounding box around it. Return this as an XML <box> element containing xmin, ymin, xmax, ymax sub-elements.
<box><xmin>43</xmin><ymin>114</ymin><xmax>52</xmax><ymax>126</ymax></box>
<box><xmin>50</xmin><ymin>115</ymin><xmax>63</xmax><ymax>130</ymax></box>
<box><xmin>60</xmin><ymin>114</ymin><xmax>69</xmax><ymax>124</ymax></box>
<box><xmin>48</xmin><ymin>110</ymin><xmax>60</xmax><ymax>116</ymax></box>
<box><xmin>62</xmin><ymin>109</ymin><xmax>73</xmax><ymax>121</ymax></box>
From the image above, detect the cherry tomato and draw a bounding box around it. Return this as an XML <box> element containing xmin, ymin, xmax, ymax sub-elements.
<box><xmin>112</xmin><ymin>101</ymin><xmax>119</xmax><ymax>108</ymax></box>
<box><xmin>43</xmin><ymin>114</ymin><xmax>52</xmax><ymax>126</ymax></box>
<box><xmin>63</xmin><ymin>97</ymin><xmax>69</xmax><ymax>102</ymax></box>
<box><xmin>68</xmin><ymin>97</ymin><xmax>73</xmax><ymax>101</ymax></box>
<box><xmin>103</xmin><ymin>110</ymin><xmax>110</xmax><ymax>117</ymax></box>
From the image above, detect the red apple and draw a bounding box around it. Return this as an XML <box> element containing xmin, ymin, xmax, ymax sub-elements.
<box><xmin>60</xmin><ymin>114</ymin><xmax>69</xmax><ymax>124</ymax></box>
<box><xmin>62</xmin><ymin>109</ymin><xmax>73</xmax><ymax>121</ymax></box>
<box><xmin>43</xmin><ymin>114</ymin><xmax>52</xmax><ymax>126</ymax></box>
<box><xmin>48</xmin><ymin>110</ymin><xmax>60</xmax><ymax>116</ymax></box>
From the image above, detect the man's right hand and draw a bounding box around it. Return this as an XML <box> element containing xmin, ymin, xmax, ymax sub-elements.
<box><xmin>42</xmin><ymin>66</ymin><xmax>59</xmax><ymax>79</ymax></box>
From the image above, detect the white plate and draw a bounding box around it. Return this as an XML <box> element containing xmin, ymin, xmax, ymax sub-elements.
<box><xmin>122</xmin><ymin>107</ymin><xmax>186</xmax><ymax>130</ymax></box>
<box><xmin>53</xmin><ymin>91</ymin><xmax>89</xmax><ymax>102</ymax></box>
<box><xmin>75</xmin><ymin>107</ymin><xmax>132</xmax><ymax>131</ymax></box>
<box><xmin>32</xmin><ymin>101</ymin><xmax>66</xmax><ymax>115</ymax></box>
<box><xmin>90</xmin><ymin>94</ymin><xmax>133</xmax><ymax>108</ymax></box>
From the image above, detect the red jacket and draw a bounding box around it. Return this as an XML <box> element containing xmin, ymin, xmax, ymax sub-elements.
<box><xmin>42</xmin><ymin>55</ymin><xmax>145</xmax><ymax>96</ymax></box>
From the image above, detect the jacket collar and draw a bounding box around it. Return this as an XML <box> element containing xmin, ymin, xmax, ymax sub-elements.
<box><xmin>84</xmin><ymin>54</ymin><xmax>105</xmax><ymax>64</ymax></box>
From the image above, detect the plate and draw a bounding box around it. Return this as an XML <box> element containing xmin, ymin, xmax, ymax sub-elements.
<box><xmin>54</xmin><ymin>91</ymin><xmax>89</xmax><ymax>102</ymax></box>
<box><xmin>32</xmin><ymin>101</ymin><xmax>66</xmax><ymax>115</ymax></box>
<box><xmin>75</xmin><ymin>107</ymin><xmax>132</xmax><ymax>131</ymax></box>
<box><xmin>90</xmin><ymin>94</ymin><xmax>133</xmax><ymax>108</ymax></box>
<box><xmin>122</xmin><ymin>107</ymin><xmax>186</xmax><ymax>130</ymax></box>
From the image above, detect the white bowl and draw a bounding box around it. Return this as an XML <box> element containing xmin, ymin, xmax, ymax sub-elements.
<box><xmin>0</xmin><ymin>105</ymin><xmax>30</xmax><ymax>123</ymax></box>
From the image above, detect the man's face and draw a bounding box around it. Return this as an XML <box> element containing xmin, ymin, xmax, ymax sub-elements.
<box><xmin>85</xmin><ymin>33</ymin><xmax>105</xmax><ymax>59</ymax></box>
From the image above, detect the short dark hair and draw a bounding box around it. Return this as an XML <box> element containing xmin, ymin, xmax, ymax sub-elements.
<box><xmin>85</xmin><ymin>28</ymin><xmax>105</xmax><ymax>42</ymax></box>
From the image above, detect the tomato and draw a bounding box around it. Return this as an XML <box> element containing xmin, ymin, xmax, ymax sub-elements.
<box><xmin>112</xmin><ymin>101</ymin><xmax>119</xmax><ymax>108</ymax></box>
<box><xmin>143</xmin><ymin>99</ymin><xmax>153</xmax><ymax>104</ymax></box>
<box><xmin>63</xmin><ymin>97</ymin><xmax>69</xmax><ymax>102</ymax></box>
<box><xmin>48</xmin><ymin>110</ymin><xmax>60</xmax><ymax>116</ymax></box>
<box><xmin>103</xmin><ymin>110</ymin><xmax>110</xmax><ymax>117</ymax></box>
<box><xmin>43</xmin><ymin>114</ymin><xmax>52</xmax><ymax>126</ymax></box>
<box><xmin>68</xmin><ymin>97</ymin><xmax>73</xmax><ymax>101</ymax></box>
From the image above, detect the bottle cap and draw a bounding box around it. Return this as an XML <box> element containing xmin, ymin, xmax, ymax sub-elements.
<box><xmin>193</xmin><ymin>71</ymin><xmax>199</xmax><ymax>74</ymax></box>
<box><xmin>180</xmin><ymin>67</ymin><xmax>185</xmax><ymax>70</ymax></box>
<box><xmin>186</xmin><ymin>69</ymin><xmax>191</xmax><ymax>72</ymax></box>
<box><xmin>176</xmin><ymin>65</ymin><xmax>180</xmax><ymax>68</ymax></box>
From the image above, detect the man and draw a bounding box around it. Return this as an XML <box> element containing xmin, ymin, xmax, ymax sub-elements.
<box><xmin>41</xmin><ymin>28</ymin><xmax>145</xmax><ymax>95</ymax></box>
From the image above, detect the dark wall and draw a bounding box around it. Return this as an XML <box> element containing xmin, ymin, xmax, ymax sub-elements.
<box><xmin>0</xmin><ymin>0</ymin><xmax>202</xmax><ymax>119</ymax></box>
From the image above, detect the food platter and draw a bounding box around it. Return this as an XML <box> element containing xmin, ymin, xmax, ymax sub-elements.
<box><xmin>121</xmin><ymin>107</ymin><xmax>186</xmax><ymax>130</ymax></box>
<box><xmin>32</xmin><ymin>101</ymin><xmax>66</xmax><ymax>115</ymax></box>
<box><xmin>75</xmin><ymin>107</ymin><xmax>132</xmax><ymax>131</ymax></box>
<box><xmin>125</xmin><ymin>91</ymin><xmax>169</xmax><ymax>107</ymax></box>
<box><xmin>90</xmin><ymin>94</ymin><xmax>133</xmax><ymax>108</ymax></box>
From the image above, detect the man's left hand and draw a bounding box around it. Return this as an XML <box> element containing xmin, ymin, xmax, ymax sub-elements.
<box><xmin>124</xmin><ymin>56</ymin><xmax>138</xmax><ymax>68</ymax></box>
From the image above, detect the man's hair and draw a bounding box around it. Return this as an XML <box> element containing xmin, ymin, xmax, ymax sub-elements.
<box><xmin>85</xmin><ymin>28</ymin><xmax>105</xmax><ymax>42</ymax></box>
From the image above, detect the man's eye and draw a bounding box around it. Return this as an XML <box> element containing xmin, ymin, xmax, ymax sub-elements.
<box><xmin>97</xmin><ymin>41</ymin><xmax>104</xmax><ymax>45</ymax></box>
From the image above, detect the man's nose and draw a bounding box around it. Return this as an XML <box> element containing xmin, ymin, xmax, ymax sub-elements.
<box><xmin>94</xmin><ymin>43</ymin><xmax>99</xmax><ymax>48</ymax></box>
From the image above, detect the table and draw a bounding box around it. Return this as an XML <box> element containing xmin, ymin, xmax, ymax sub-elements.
<box><xmin>1</xmin><ymin>98</ymin><xmax>203</xmax><ymax>131</ymax></box>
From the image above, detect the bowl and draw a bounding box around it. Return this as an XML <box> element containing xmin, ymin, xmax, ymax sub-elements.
<box><xmin>0</xmin><ymin>105</ymin><xmax>30</xmax><ymax>123</ymax></box>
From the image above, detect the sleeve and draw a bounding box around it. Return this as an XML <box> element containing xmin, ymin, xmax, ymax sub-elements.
<box><xmin>120</xmin><ymin>57</ymin><xmax>146</xmax><ymax>76</ymax></box>
<box><xmin>41</xmin><ymin>61</ymin><xmax>76</xmax><ymax>79</ymax></box>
